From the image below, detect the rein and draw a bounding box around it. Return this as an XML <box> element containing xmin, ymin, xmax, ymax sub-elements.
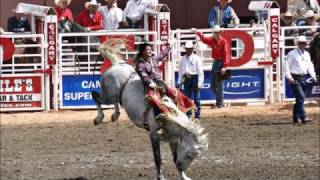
<box><xmin>119</xmin><ymin>71</ymin><xmax>137</xmax><ymax>105</ymax></box>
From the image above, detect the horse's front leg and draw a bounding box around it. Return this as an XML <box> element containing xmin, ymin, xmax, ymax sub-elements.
<box><xmin>111</xmin><ymin>103</ymin><xmax>120</xmax><ymax>122</ymax></box>
<box><xmin>170</xmin><ymin>141</ymin><xmax>191</xmax><ymax>180</ymax></box>
<box><xmin>91</xmin><ymin>91</ymin><xmax>104</xmax><ymax>125</ymax></box>
<box><xmin>150</xmin><ymin>133</ymin><xmax>165</xmax><ymax>180</ymax></box>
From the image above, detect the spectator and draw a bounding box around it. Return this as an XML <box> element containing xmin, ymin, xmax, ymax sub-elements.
<box><xmin>177</xmin><ymin>41</ymin><xmax>204</xmax><ymax>121</ymax></box>
<box><xmin>54</xmin><ymin>0</ymin><xmax>73</xmax><ymax>22</ymax></box>
<box><xmin>7</xmin><ymin>6</ymin><xmax>31</xmax><ymax>33</ymax></box>
<box><xmin>122</xmin><ymin>0</ymin><xmax>158</xmax><ymax>28</ymax></box>
<box><xmin>299</xmin><ymin>10</ymin><xmax>320</xmax><ymax>37</ymax></box>
<box><xmin>281</xmin><ymin>11</ymin><xmax>299</xmax><ymax>54</ymax></box>
<box><xmin>76</xmin><ymin>0</ymin><xmax>103</xmax><ymax>31</ymax></box>
<box><xmin>283</xmin><ymin>36</ymin><xmax>317</xmax><ymax>125</ymax></box>
<box><xmin>99</xmin><ymin>0</ymin><xmax>123</xmax><ymax>30</ymax></box>
<box><xmin>208</xmin><ymin>0</ymin><xmax>239</xmax><ymax>28</ymax></box>
<box><xmin>291</xmin><ymin>0</ymin><xmax>319</xmax><ymax>19</ymax></box>
<box><xmin>194</xmin><ymin>25</ymin><xmax>231</xmax><ymax>108</ymax></box>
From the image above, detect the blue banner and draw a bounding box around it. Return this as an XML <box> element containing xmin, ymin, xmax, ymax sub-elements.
<box><xmin>175</xmin><ymin>69</ymin><xmax>265</xmax><ymax>100</ymax></box>
<box><xmin>62</xmin><ymin>75</ymin><xmax>101</xmax><ymax>107</ymax></box>
<box><xmin>285</xmin><ymin>75</ymin><xmax>320</xmax><ymax>99</ymax></box>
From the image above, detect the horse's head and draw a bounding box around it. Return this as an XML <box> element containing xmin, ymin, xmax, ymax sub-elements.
<box><xmin>176</xmin><ymin>129</ymin><xmax>208</xmax><ymax>171</ymax></box>
<box><xmin>175</xmin><ymin>138</ymin><xmax>202</xmax><ymax>171</ymax></box>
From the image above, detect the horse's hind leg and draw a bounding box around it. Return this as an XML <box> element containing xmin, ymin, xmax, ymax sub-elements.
<box><xmin>111</xmin><ymin>103</ymin><xmax>120</xmax><ymax>122</ymax></box>
<box><xmin>150</xmin><ymin>133</ymin><xmax>165</xmax><ymax>180</ymax></box>
<box><xmin>91</xmin><ymin>90</ymin><xmax>104</xmax><ymax>125</ymax></box>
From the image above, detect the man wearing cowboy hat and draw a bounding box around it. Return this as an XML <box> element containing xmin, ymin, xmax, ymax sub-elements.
<box><xmin>98</xmin><ymin>0</ymin><xmax>123</xmax><ymax>30</ymax></box>
<box><xmin>208</xmin><ymin>0</ymin><xmax>239</xmax><ymax>28</ymax></box>
<box><xmin>284</xmin><ymin>35</ymin><xmax>317</xmax><ymax>125</ymax></box>
<box><xmin>194</xmin><ymin>25</ymin><xmax>231</xmax><ymax>108</ymax></box>
<box><xmin>7</xmin><ymin>5</ymin><xmax>30</xmax><ymax>33</ymax></box>
<box><xmin>281</xmin><ymin>11</ymin><xmax>299</xmax><ymax>54</ymax></box>
<box><xmin>299</xmin><ymin>10</ymin><xmax>320</xmax><ymax>37</ymax></box>
<box><xmin>54</xmin><ymin>0</ymin><xmax>73</xmax><ymax>23</ymax></box>
<box><xmin>76</xmin><ymin>0</ymin><xmax>103</xmax><ymax>31</ymax></box>
<box><xmin>177</xmin><ymin>41</ymin><xmax>204</xmax><ymax>120</ymax></box>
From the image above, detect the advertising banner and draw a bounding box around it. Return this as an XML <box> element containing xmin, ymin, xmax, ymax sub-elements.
<box><xmin>0</xmin><ymin>76</ymin><xmax>43</xmax><ymax>110</ymax></box>
<box><xmin>61</xmin><ymin>75</ymin><xmax>101</xmax><ymax>107</ymax></box>
<box><xmin>285</xmin><ymin>75</ymin><xmax>320</xmax><ymax>99</ymax></box>
<box><xmin>175</xmin><ymin>69</ymin><xmax>265</xmax><ymax>100</ymax></box>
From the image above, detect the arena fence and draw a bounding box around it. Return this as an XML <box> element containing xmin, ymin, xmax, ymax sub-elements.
<box><xmin>0</xmin><ymin>33</ymin><xmax>50</xmax><ymax>111</ymax></box>
<box><xmin>1</xmin><ymin>26</ymin><xmax>319</xmax><ymax>112</ymax></box>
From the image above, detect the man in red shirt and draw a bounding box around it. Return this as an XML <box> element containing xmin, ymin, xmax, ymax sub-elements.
<box><xmin>194</xmin><ymin>25</ymin><xmax>231</xmax><ymax>108</ymax></box>
<box><xmin>76</xmin><ymin>0</ymin><xmax>103</xmax><ymax>31</ymax></box>
<box><xmin>54</xmin><ymin>0</ymin><xmax>73</xmax><ymax>22</ymax></box>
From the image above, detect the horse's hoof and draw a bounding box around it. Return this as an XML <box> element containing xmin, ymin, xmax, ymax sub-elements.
<box><xmin>111</xmin><ymin>112</ymin><xmax>120</xmax><ymax>122</ymax></box>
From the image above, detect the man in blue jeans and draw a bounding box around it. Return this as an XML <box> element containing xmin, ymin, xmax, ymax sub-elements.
<box><xmin>195</xmin><ymin>25</ymin><xmax>231</xmax><ymax>108</ymax></box>
<box><xmin>284</xmin><ymin>36</ymin><xmax>317</xmax><ymax>125</ymax></box>
<box><xmin>177</xmin><ymin>41</ymin><xmax>204</xmax><ymax>121</ymax></box>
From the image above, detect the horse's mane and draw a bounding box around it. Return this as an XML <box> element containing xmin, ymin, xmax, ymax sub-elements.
<box><xmin>99</xmin><ymin>38</ymin><xmax>129</xmax><ymax>65</ymax></box>
<box><xmin>159</xmin><ymin>96</ymin><xmax>208</xmax><ymax>152</ymax></box>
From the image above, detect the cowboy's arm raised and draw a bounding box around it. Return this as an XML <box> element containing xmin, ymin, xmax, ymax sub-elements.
<box><xmin>153</xmin><ymin>45</ymin><xmax>171</xmax><ymax>63</ymax></box>
<box><xmin>195</xmin><ymin>31</ymin><xmax>213</xmax><ymax>46</ymax></box>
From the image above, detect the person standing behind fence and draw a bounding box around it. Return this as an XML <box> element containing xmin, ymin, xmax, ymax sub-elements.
<box><xmin>208</xmin><ymin>0</ymin><xmax>239</xmax><ymax>28</ymax></box>
<box><xmin>194</xmin><ymin>25</ymin><xmax>231</xmax><ymax>108</ymax></box>
<box><xmin>76</xmin><ymin>0</ymin><xmax>103</xmax><ymax>31</ymax></box>
<box><xmin>122</xmin><ymin>0</ymin><xmax>158</xmax><ymax>28</ymax></box>
<box><xmin>280</xmin><ymin>11</ymin><xmax>298</xmax><ymax>54</ymax></box>
<box><xmin>54</xmin><ymin>0</ymin><xmax>73</xmax><ymax>23</ymax></box>
<box><xmin>7</xmin><ymin>6</ymin><xmax>31</xmax><ymax>33</ymax></box>
<box><xmin>299</xmin><ymin>10</ymin><xmax>320</xmax><ymax>37</ymax></box>
<box><xmin>177</xmin><ymin>41</ymin><xmax>204</xmax><ymax>120</ymax></box>
<box><xmin>284</xmin><ymin>36</ymin><xmax>317</xmax><ymax>125</ymax></box>
<box><xmin>99</xmin><ymin>0</ymin><xmax>123</xmax><ymax>30</ymax></box>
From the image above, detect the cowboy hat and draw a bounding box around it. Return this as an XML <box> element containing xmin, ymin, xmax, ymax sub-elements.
<box><xmin>212</xmin><ymin>25</ymin><xmax>223</xmax><ymax>32</ymax></box>
<box><xmin>54</xmin><ymin>0</ymin><xmax>72</xmax><ymax>6</ymax></box>
<box><xmin>85</xmin><ymin>0</ymin><xmax>100</xmax><ymax>9</ymax></box>
<box><xmin>281</xmin><ymin>11</ymin><xmax>294</xmax><ymax>19</ymax></box>
<box><xmin>305</xmin><ymin>10</ymin><xmax>319</xmax><ymax>19</ymax></box>
<box><xmin>297</xmin><ymin>36</ymin><xmax>307</xmax><ymax>43</ymax></box>
<box><xmin>11</xmin><ymin>6</ymin><xmax>24</xmax><ymax>14</ymax></box>
<box><xmin>184</xmin><ymin>41</ymin><xmax>194</xmax><ymax>49</ymax></box>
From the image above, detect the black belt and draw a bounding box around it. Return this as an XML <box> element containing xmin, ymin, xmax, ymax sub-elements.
<box><xmin>291</xmin><ymin>73</ymin><xmax>306</xmax><ymax>80</ymax></box>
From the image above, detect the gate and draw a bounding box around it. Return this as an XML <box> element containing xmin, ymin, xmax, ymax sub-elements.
<box><xmin>0</xmin><ymin>33</ymin><xmax>50</xmax><ymax>111</ymax></box>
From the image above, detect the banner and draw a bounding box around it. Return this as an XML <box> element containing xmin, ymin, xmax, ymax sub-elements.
<box><xmin>285</xmin><ymin>75</ymin><xmax>320</xmax><ymax>99</ymax></box>
<box><xmin>0</xmin><ymin>76</ymin><xmax>43</xmax><ymax>109</ymax></box>
<box><xmin>175</xmin><ymin>69</ymin><xmax>265</xmax><ymax>100</ymax></box>
<box><xmin>61</xmin><ymin>75</ymin><xmax>101</xmax><ymax>107</ymax></box>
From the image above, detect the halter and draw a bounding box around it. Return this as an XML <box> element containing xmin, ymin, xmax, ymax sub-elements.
<box><xmin>118</xmin><ymin>71</ymin><xmax>137</xmax><ymax>105</ymax></box>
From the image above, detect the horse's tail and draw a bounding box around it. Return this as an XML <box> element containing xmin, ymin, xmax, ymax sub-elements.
<box><xmin>99</xmin><ymin>38</ymin><xmax>129</xmax><ymax>66</ymax></box>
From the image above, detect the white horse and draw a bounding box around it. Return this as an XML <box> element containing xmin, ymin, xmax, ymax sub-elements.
<box><xmin>91</xmin><ymin>39</ymin><xmax>208</xmax><ymax>180</ymax></box>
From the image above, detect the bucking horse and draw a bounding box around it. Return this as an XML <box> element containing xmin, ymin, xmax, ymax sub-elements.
<box><xmin>91</xmin><ymin>39</ymin><xmax>208</xmax><ymax>180</ymax></box>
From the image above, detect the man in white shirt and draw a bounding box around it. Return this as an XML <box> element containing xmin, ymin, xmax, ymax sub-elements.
<box><xmin>284</xmin><ymin>36</ymin><xmax>317</xmax><ymax>125</ymax></box>
<box><xmin>177</xmin><ymin>41</ymin><xmax>204</xmax><ymax>121</ymax></box>
<box><xmin>99</xmin><ymin>0</ymin><xmax>123</xmax><ymax>30</ymax></box>
<box><xmin>122</xmin><ymin>0</ymin><xmax>158</xmax><ymax>28</ymax></box>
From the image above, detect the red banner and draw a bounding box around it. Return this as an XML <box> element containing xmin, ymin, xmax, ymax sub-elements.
<box><xmin>47</xmin><ymin>22</ymin><xmax>57</xmax><ymax>64</ymax></box>
<box><xmin>270</xmin><ymin>15</ymin><xmax>280</xmax><ymax>59</ymax></box>
<box><xmin>0</xmin><ymin>76</ymin><xmax>43</xmax><ymax>109</ymax></box>
<box><xmin>160</xmin><ymin>19</ymin><xmax>169</xmax><ymax>41</ymax></box>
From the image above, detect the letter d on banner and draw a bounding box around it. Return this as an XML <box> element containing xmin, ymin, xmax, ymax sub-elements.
<box><xmin>221</xmin><ymin>30</ymin><xmax>254</xmax><ymax>67</ymax></box>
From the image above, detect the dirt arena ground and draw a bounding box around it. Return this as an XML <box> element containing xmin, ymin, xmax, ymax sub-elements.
<box><xmin>0</xmin><ymin>103</ymin><xmax>319</xmax><ymax>180</ymax></box>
